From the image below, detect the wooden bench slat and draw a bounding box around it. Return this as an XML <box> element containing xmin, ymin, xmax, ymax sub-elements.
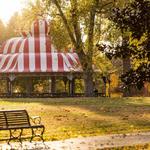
<box><xmin>6</xmin><ymin>112</ymin><xmax>27</xmax><ymax>114</ymax></box>
<box><xmin>6</xmin><ymin>116</ymin><xmax>28</xmax><ymax>118</ymax></box>
<box><xmin>7</xmin><ymin>120</ymin><xmax>28</xmax><ymax>122</ymax></box>
<box><xmin>0</xmin><ymin>125</ymin><xmax>7</xmax><ymax>128</ymax></box>
<box><xmin>7</xmin><ymin>116</ymin><xmax>28</xmax><ymax>118</ymax></box>
<box><xmin>8</xmin><ymin>118</ymin><xmax>28</xmax><ymax>120</ymax></box>
<box><xmin>7</xmin><ymin>117</ymin><xmax>28</xmax><ymax>120</ymax></box>
<box><xmin>7</xmin><ymin>122</ymin><xmax>29</xmax><ymax>125</ymax></box>
<box><xmin>0</xmin><ymin>118</ymin><xmax>6</xmax><ymax>120</ymax></box>
<box><xmin>6</xmin><ymin>117</ymin><xmax>28</xmax><ymax>119</ymax></box>
<box><xmin>0</xmin><ymin>121</ymin><xmax>6</xmax><ymax>123</ymax></box>
<box><xmin>7</xmin><ymin>119</ymin><xmax>28</xmax><ymax>121</ymax></box>
<box><xmin>0</xmin><ymin>122</ymin><xmax>7</xmax><ymax>125</ymax></box>
<box><xmin>6</xmin><ymin>113</ymin><xmax>27</xmax><ymax>115</ymax></box>
<box><xmin>0</xmin><ymin>116</ymin><xmax>5</xmax><ymax>118</ymax></box>
<box><xmin>5</xmin><ymin>113</ymin><xmax>27</xmax><ymax>115</ymax></box>
<box><xmin>7</xmin><ymin>121</ymin><xmax>29</xmax><ymax>124</ymax></box>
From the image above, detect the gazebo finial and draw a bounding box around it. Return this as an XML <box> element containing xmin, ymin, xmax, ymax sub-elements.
<box><xmin>30</xmin><ymin>19</ymin><xmax>48</xmax><ymax>37</ymax></box>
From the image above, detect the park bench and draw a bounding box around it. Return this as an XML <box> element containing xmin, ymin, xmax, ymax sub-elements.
<box><xmin>0</xmin><ymin>110</ymin><xmax>45</xmax><ymax>144</ymax></box>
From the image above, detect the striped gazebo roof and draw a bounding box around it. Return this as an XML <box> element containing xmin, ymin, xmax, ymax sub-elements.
<box><xmin>0</xmin><ymin>19</ymin><xmax>82</xmax><ymax>73</ymax></box>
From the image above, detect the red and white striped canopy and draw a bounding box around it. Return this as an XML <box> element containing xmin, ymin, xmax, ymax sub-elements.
<box><xmin>0</xmin><ymin>19</ymin><xmax>82</xmax><ymax>73</ymax></box>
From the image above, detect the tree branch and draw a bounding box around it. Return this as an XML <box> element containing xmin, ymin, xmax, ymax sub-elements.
<box><xmin>87</xmin><ymin>0</ymin><xmax>99</xmax><ymax>67</ymax></box>
<box><xmin>96</xmin><ymin>1</ymin><xmax>114</xmax><ymax>13</ymax></box>
<box><xmin>52</xmin><ymin>0</ymin><xmax>76</xmax><ymax>46</ymax></box>
<box><xmin>70</xmin><ymin>0</ymin><xmax>83</xmax><ymax>50</ymax></box>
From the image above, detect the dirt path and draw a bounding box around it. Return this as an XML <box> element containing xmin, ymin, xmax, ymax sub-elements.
<box><xmin>1</xmin><ymin>132</ymin><xmax>150</xmax><ymax>150</ymax></box>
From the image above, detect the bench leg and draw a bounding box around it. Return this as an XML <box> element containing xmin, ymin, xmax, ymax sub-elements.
<box><xmin>8</xmin><ymin>129</ymin><xmax>23</xmax><ymax>144</ymax></box>
<box><xmin>30</xmin><ymin>127</ymin><xmax>45</xmax><ymax>142</ymax></box>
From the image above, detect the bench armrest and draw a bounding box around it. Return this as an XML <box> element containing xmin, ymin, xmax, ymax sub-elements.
<box><xmin>30</xmin><ymin>116</ymin><xmax>41</xmax><ymax>125</ymax></box>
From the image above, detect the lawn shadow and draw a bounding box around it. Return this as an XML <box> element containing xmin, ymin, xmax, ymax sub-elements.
<box><xmin>0</xmin><ymin>97</ymin><xmax>150</xmax><ymax>139</ymax></box>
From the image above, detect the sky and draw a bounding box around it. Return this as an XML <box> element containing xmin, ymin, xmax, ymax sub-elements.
<box><xmin>0</xmin><ymin>0</ymin><xmax>26</xmax><ymax>24</ymax></box>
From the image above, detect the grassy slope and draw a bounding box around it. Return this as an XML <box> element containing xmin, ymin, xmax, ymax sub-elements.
<box><xmin>0</xmin><ymin>97</ymin><xmax>149</xmax><ymax>141</ymax></box>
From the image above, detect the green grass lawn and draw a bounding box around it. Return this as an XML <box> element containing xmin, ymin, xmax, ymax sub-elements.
<box><xmin>0</xmin><ymin>97</ymin><xmax>149</xmax><ymax>141</ymax></box>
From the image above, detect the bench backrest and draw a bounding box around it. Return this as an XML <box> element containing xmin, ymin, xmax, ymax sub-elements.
<box><xmin>0</xmin><ymin>110</ymin><xmax>30</xmax><ymax>129</ymax></box>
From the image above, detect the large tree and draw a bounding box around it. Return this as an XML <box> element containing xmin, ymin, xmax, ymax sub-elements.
<box><xmin>3</xmin><ymin>0</ymin><xmax>129</xmax><ymax>96</ymax></box>
<box><xmin>99</xmin><ymin>0</ymin><xmax>150</xmax><ymax>92</ymax></box>
<box><xmin>43</xmin><ymin>0</ymin><xmax>118</xmax><ymax>96</ymax></box>
<box><xmin>19</xmin><ymin>0</ymin><xmax>132</xmax><ymax>96</ymax></box>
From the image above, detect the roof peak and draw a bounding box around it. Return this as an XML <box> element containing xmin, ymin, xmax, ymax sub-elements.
<box><xmin>30</xmin><ymin>19</ymin><xmax>48</xmax><ymax>37</ymax></box>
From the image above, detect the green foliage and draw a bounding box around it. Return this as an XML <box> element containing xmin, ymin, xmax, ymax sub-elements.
<box><xmin>33</xmin><ymin>78</ymin><xmax>50</xmax><ymax>93</ymax></box>
<box><xmin>75</xmin><ymin>79</ymin><xmax>84</xmax><ymax>93</ymax></box>
<box><xmin>5</xmin><ymin>12</ymin><xmax>21</xmax><ymax>38</ymax></box>
<box><xmin>13</xmin><ymin>78</ymin><xmax>26</xmax><ymax>93</ymax></box>
<box><xmin>20</xmin><ymin>0</ymin><xmax>47</xmax><ymax>32</ymax></box>
<box><xmin>1</xmin><ymin>0</ymin><xmax>135</xmax><ymax>96</ymax></box>
<box><xmin>99</xmin><ymin>0</ymin><xmax>150</xmax><ymax>90</ymax></box>
<box><xmin>0</xmin><ymin>80</ymin><xmax>7</xmax><ymax>93</ymax></box>
<box><xmin>0</xmin><ymin>19</ymin><xmax>6</xmax><ymax>44</ymax></box>
<box><xmin>50</xmin><ymin>18</ymin><xmax>72</xmax><ymax>50</ymax></box>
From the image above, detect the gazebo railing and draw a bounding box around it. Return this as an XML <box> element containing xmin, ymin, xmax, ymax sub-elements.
<box><xmin>0</xmin><ymin>92</ymin><xmax>106</xmax><ymax>98</ymax></box>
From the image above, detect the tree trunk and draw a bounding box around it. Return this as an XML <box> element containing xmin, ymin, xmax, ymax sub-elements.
<box><xmin>84</xmin><ymin>71</ymin><xmax>94</xmax><ymax>97</ymax></box>
<box><xmin>53</xmin><ymin>0</ymin><xmax>96</xmax><ymax>97</ymax></box>
<box><xmin>123</xmin><ymin>57</ymin><xmax>132</xmax><ymax>97</ymax></box>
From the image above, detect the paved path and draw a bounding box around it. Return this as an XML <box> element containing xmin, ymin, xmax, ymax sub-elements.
<box><xmin>0</xmin><ymin>132</ymin><xmax>150</xmax><ymax>150</ymax></box>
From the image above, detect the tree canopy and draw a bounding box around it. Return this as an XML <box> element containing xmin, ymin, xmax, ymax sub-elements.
<box><xmin>1</xmin><ymin>0</ymin><xmax>129</xmax><ymax>95</ymax></box>
<box><xmin>98</xmin><ymin>0</ymin><xmax>150</xmax><ymax>90</ymax></box>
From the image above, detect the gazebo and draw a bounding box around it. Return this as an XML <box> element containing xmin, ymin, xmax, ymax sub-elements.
<box><xmin>0</xmin><ymin>19</ymin><xmax>85</xmax><ymax>97</ymax></box>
